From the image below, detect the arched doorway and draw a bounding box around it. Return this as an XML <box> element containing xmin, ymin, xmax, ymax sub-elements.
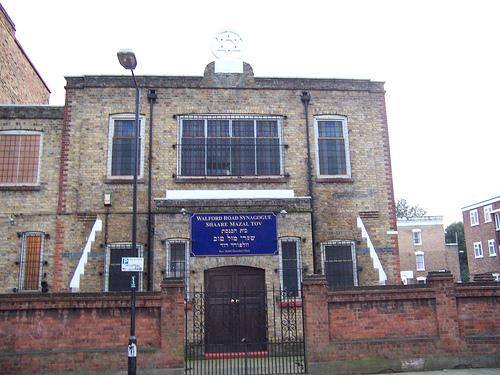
<box><xmin>204</xmin><ymin>266</ymin><xmax>266</xmax><ymax>353</ymax></box>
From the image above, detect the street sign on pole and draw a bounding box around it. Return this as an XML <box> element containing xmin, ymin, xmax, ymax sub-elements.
<box><xmin>121</xmin><ymin>257</ymin><xmax>144</xmax><ymax>272</ymax></box>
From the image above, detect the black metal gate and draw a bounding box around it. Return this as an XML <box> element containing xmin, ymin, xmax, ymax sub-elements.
<box><xmin>185</xmin><ymin>286</ymin><xmax>306</xmax><ymax>374</ymax></box>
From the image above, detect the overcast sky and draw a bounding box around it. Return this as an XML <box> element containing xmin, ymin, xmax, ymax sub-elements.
<box><xmin>3</xmin><ymin>0</ymin><xmax>499</xmax><ymax>225</ymax></box>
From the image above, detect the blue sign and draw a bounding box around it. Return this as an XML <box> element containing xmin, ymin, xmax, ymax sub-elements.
<box><xmin>191</xmin><ymin>213</ymin><xmax>277</xmax><ymax>256</ymax></box>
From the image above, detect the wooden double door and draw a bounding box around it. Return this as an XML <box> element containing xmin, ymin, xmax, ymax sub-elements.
<box><xmin>204</xmin><ymin>266</ymin><xmax>267</xmax><ymax>353</ymax></box>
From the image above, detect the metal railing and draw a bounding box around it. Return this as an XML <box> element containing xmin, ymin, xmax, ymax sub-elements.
<box><xmin>185</xmin><ymin>285</ymin><xmax>306</xmax><ymax>374</ymax></box>
<box><xmin>177</xmin><ymin>142</ymin><xmax>285</xmax><ymax>177</ymax></box>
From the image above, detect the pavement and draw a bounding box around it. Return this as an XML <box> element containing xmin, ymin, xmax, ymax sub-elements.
<box><xmin>379</xmin><ymin>369</ymin><xmax>500</xmax><ymax>375</ymax></box>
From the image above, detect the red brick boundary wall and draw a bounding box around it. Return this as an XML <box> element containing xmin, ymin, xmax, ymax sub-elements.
<box><xmin>0</xmin><ymin>279</ymin><xmax>184</xmax><ymax>374</ymax></box>
<box><xmin>303</xmin><ymin>272</ymin><xmax>500</xmax><ymax>374</ymax></box>
<box><xmin>1</xmin><ymin>274</ymin><xmax>499</xmax><ymax>374</ymax></box>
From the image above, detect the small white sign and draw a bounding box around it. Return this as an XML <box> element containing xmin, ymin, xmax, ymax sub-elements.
<box><xmin>128</xmin><ymin>343</ymin><xmax>137</xmax><ymax>358</ymax></box>
<box><xmin>121</xmin><ymin>257</ymin><xmax>144</xmax><ymax>272</ymax></box>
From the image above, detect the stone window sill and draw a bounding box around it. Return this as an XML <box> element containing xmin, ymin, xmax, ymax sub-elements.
<box><xmin>174</xmin><ymin>176</ymin><xmax>289</xmax><ymax>184</ymax></box>
<box><xmin>0</xmin><ymin>185</ymin><xmax>41</xmax><ymax>191</ymax></box>
<box><xmin>104</xmin><ymin>178</ymin><xmax>145</xmax><ymax>184</ymax></box>
<box><xmin>315</xmin><ymin>177</ymin><xmax>354</xmax><ymax>183</ymax></box>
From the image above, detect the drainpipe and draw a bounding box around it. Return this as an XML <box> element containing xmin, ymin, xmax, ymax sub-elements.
<box><xmin>300</xmin><ymin>91</ymin><xmax>318</xmax><ymax>274</ymax></box>
<box><xmin>147</xmin><ymin>89</ymin><xmax>157</xmax><ymax>291</ymax></box>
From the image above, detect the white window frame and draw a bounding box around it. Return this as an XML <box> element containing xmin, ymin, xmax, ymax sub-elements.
<box><xmin>166</xmin><ymin>239</ymin><xmax>190</xmax><ymax>292</ymax></box>
<box><xmin>495</xmin><ymin>213</ymin><xmax>500</xmax><ymax>231</ymax></box>
<box><xmin>107</xmin><ymin>114</ymin><xmax>146</xmax><ymax>179</ymax></box>
<box><xmin>412</xmin><ymin>228</ymin><xmax>422</xmax><ymax>246</ymax></box>
<box><xmin>484</xmin><ymin>205</ymin><xmax>493</xmax><ymax>223</ymax></box>
<box><xmin>177</xmin><ymin>115</ymin><xmax>284</xmax><ymax>177</ymax></box>
<box><xmin>416</xmin><ymin>276</ymin><xmax>427</xmax><ymax>284</ymax></box>
<box><xmin>470</xmin><ymin>209</ymin><xmax>479</xmax><ymax>226</ymax></box>
<box><xmin>400</xmin><ymin>270</ymin><xmax>414</xmax><ymax>285</ymax></box>
<box><xmin>320</xmin><ymin>240</ymin><xmax>358</xmax><ymax>286</ymax></box>
<box><xmin>278</xmin><ymin>237</ymin><xmax>302</xmax><ymax>298</ymax></box>
<box><xmin>0</xmin><ymin>130</ymin><xmax>43</xmax><ymax>186</ymax></box>
<box><xmin>473</xmin><ymin>241</ymin><xmax>483</xmax><ymax>258</ymax></box>
<box><xmin>487</xmin><ymin>239</ymin><xmax>496</xmax><ymax>257</ymax></box>
<box><xmin>18</xmin><ymin>231</ymin><xmax>45</xmax><ymax>291</ymax></box>
<box><xmin>415</xmin><ymin>251</ymin><xmax>425</xmax><ymax>271</ymax></box>
<box><xmin>104</xmin><ymin>243</ymin><xmax>143</xmax><ymax>292</ymax></box>
<box><xmin>314</xmin><ymin>115</ymin><xmax>351</xmax><ymax>179</ymax></box>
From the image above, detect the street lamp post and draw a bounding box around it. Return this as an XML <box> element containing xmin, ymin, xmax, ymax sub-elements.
<box><xmin>117</xmin><ymin>49</ymin><xmax>140</xmax><ymax>375</ymax></box>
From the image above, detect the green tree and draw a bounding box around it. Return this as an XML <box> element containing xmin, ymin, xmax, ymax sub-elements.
<box><xmin>396</xmin><ymin>198</ymin><xmax>427</xmax><ymax>219</ymax></box>
<box><xmin>445</xmin><ymin>222</ymin><xmax>469</xmax><ymax>282</ymax></box>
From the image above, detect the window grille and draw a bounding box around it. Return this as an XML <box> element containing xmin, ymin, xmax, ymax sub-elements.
<box><xmin>322</xmin><ymin>241</ymin><xmax>357</xmax><ymax>288</ymax></box>
<box><xmin>279</xmin><ymin>239</ymin><xmax>302</xmax><ymax>298</ymax></box>
<box><xmin>19</xmin><ymin>232</ymin><xmax>44</xmax><ymax>291</ymax></box>
<box><xmin>166</xmin><ymin>240</ymin><xmax>189</xmax><ymax>292</ymax></box>
<box><xmin>177</xmin><ymin>115</ymin><xmax>284</xmax><ymax>177</ymax></box>
<box><xmin>105</xmin><ymin>243</ymin><xmax>143</xmax><ymax>292</ymax></box>
<box><xmin>0</xmin><ymin>132</ymin><xmax>41</xmax><ymax>185</ymax></box>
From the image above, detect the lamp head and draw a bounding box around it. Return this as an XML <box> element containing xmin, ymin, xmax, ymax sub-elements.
<box><xmin>117</xmin><ymin>49</ymin><xmax>137</xmax><ymax>70</ymax></box>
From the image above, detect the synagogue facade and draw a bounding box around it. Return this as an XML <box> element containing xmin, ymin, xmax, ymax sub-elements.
<box><xmin>0</xmin><ymin>58</ymin><xmax>399</xmax><ymax>295</ymax></box>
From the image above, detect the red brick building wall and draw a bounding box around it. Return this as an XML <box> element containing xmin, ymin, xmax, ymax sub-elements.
<box><xmin>0</xmin><ymin>4</ymin><xmax>49</xmax><ymax>104</ymax></box>
<box><xmin>462</xmin><ymin>197</ymin><xmax>500</xmax><ymax>278</ymax></box>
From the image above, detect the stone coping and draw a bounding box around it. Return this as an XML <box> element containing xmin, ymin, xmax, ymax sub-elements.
<box><xmin>65</xmin><ymin>75</ymin><xmax>385</xmax><ymax>92</ymax></box>
<box><xmin>0</xmin><ymin>105</ymin><xmax>64</xmax><ymax>119</ymax></box>
<box><xmin>155</xmin><ymin>197</ymin><xmax>311</xmax><ymax>212</ymax></box>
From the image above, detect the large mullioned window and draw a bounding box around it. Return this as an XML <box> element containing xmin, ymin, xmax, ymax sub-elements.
<box><xmin>177</xmin><ymin>115</ymin><xmax>283</xmax><ymax>177</ymax></box>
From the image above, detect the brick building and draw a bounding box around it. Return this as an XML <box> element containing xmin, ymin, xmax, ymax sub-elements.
<box><xmin>397</xmin><ymin>216</ymin><xmax>461</xmax><ymax>284</ymax></box>
<box><xmin>0</xmin><ymin>49</ymin><xmax>400</xmax><ymax>298</ymax></box>
<box><xmin>461</xmin><ymin>196</ymin><xmax>500</xmax><ymax>281</ymax></box>
<box><xmin>0</xmin><ymin>3</ymin><xmax>50</xmax><ymax>104</ymax></box>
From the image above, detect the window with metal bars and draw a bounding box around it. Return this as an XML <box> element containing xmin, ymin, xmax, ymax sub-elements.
<box><xmin>0</xmin><ymin>131</ymin><xmax>42</xmax><ymax>185</ymax></box>
<box><xmin>105</xmin><ymin>243</ymin><xmax>143</xmax><ymax>292</ymax></box>
<box><xmin>166</xmin><ymin>240</ymin><xmax>189</xmax><ymax>293</ymax></box>
<box><xmin>178</xmin><ymin>115</ymin><xmax>283</xmax><ymax>176</ymax></box>
<box><xmin>107</xmin><ymin>115</ymin><xmax>145</xmax><ymax>178</ymax></box>
<box><xmin>321</xmin><ymin>241</ymin><xmax>357</xmax><ymax>288</ymax></box>
<box><xmin>19</xmin><ymin>232</ymin><xmax>44</xmax><ymax>291</ymax></box>
<box><xmin>279</xmin><ymin>238</ymin><xmax>302</xmax><ymax>298</ymax></box>
<box><xmin>314</xmin><ymin>116</ymin><xmax>351</xmax><ymax>178</ymax></box>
